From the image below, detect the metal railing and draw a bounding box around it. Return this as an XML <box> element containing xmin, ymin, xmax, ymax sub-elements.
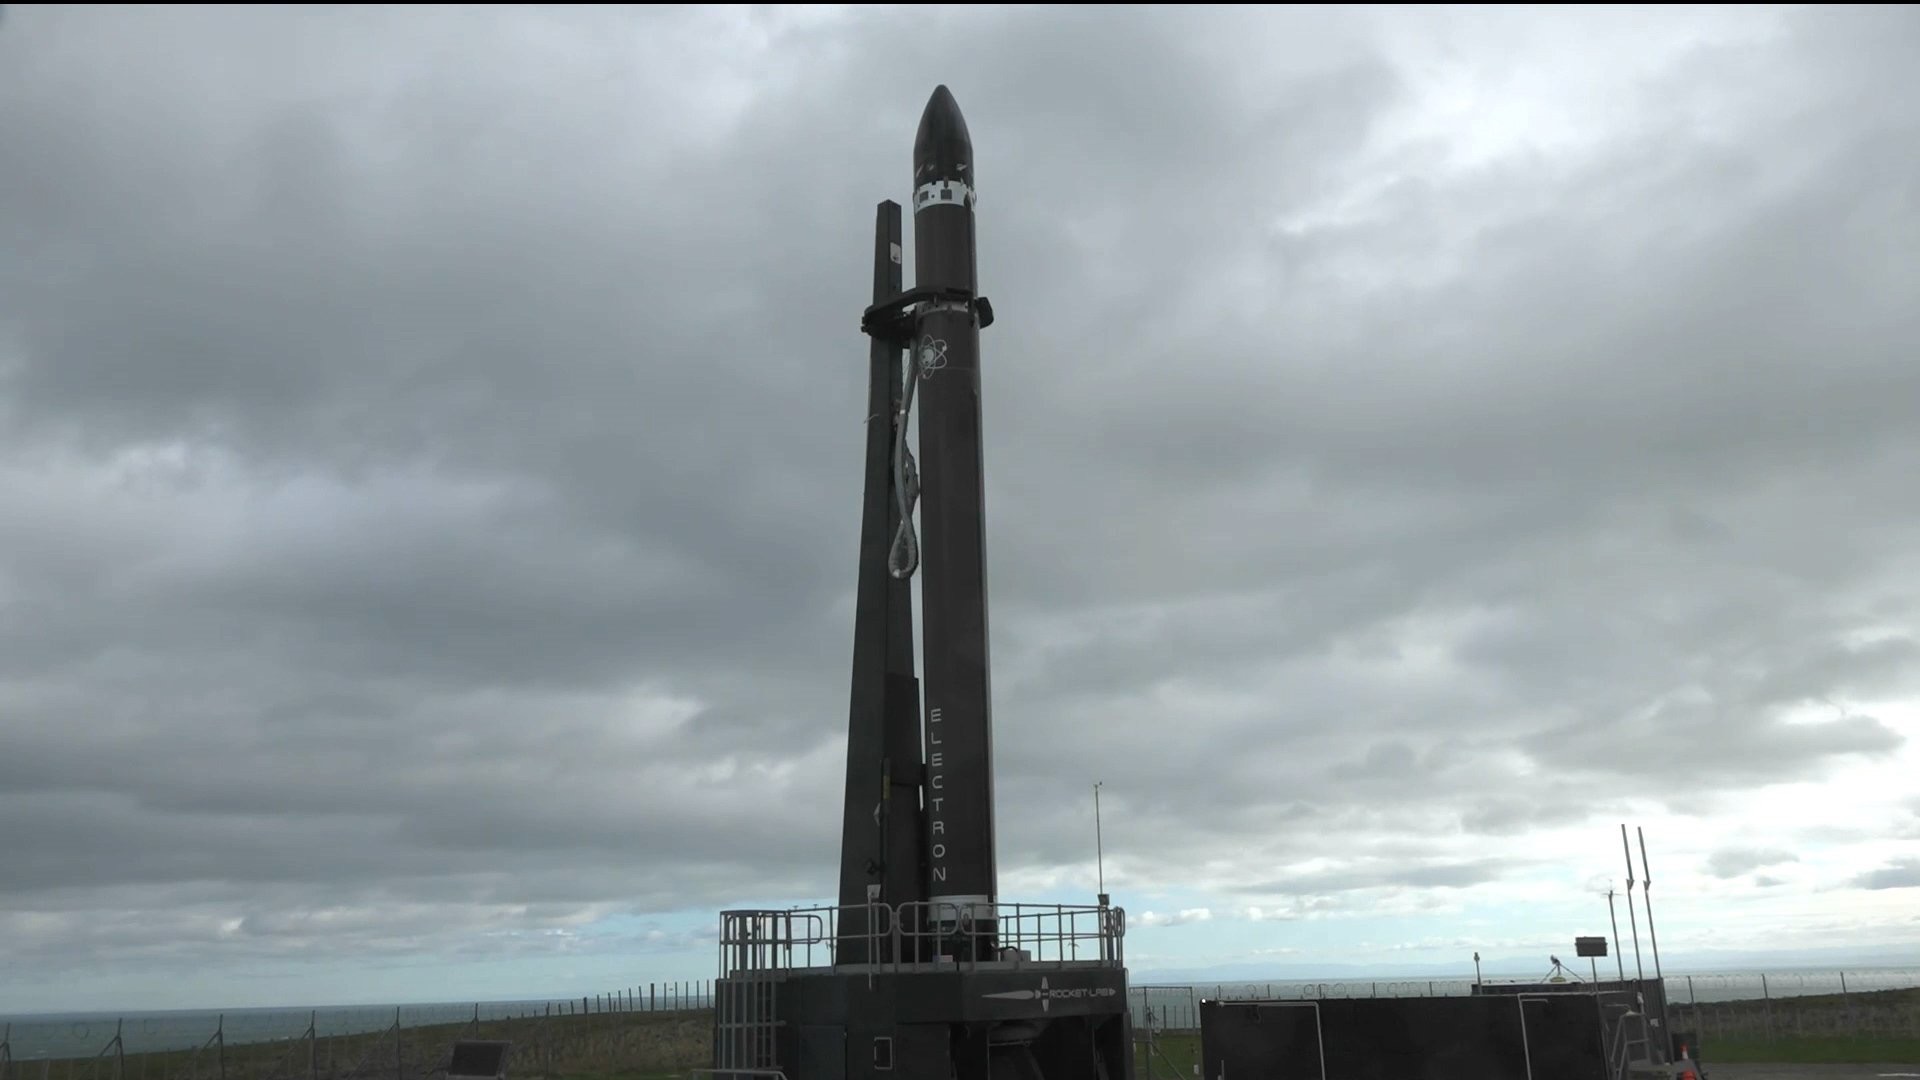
<box><xmin>711</xmin><ymin>979</ymin><xmax>780</xmax><ymax>1080</ymax></box>
<box><xmin>718</xmin><ymin>908</ymin><xmax>848</xmax><ymax>975</ymax></box>
<box><xmin>715</xmin><ymin>901</ymin><xmax>1126</xmax><ymax>977</ymax></box>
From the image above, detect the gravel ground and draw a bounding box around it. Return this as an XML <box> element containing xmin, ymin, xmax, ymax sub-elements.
<box><xmin>1704</xmin><ymin>1065</ymin><xmax>1920</xmax><ymax>1079</ymax></box>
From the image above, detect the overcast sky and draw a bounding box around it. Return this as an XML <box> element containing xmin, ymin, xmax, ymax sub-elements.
<box><xmin>3</xmin><ymin>4</ymin><xmax>1919</xmax><ymax>1015</ymax></box>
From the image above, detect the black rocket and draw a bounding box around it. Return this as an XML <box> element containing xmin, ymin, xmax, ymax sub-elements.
<box><xmin>723</xmin><ymin>85</ymin><xmax>1134</xmax><ymax>1080</ymax></box>
<box><xmin>908</xmin><ymin>84</ymin><xmax>998</xmax><ymax>949</ymax></box>
<box><xmin>842</xmin><ymin>84</ymin><xmax>1001</xmax><ymax>962</ymax></box>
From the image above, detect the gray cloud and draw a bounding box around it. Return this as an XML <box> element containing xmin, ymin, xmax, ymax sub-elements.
<box><xmin>1236</xmin><ymin>858</ymin><xmax>1525</xmax><ymax>897</ymax></box>
<box><xmin>1704</xmin><ymin>849</ymin><xmax>1801</xmax><ymax>880</ymax></box>
<box><xmin>1135</xmin><ymin>909</ymin><xmax>1216</xmax><ymax>928</ymax></box>
<box><xmin>1852</xmin><ymin>858</ymin><xmax>1920</xmax><ymax>891</ymax></box>
<box><xmin>3</xmin><ymin>4</ymin><xmax>1920</xmax><ymax>1004</ymax></box>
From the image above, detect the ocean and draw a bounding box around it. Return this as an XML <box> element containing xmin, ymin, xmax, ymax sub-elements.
<box><xmin>6</xmin><ymin>967</ymin><xmax>1918</xmax><ymax>1061</ymax></box>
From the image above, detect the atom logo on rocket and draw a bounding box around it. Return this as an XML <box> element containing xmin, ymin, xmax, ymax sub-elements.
<box><xmin>917</xmin><ymin>335</ymin><xmax>948</xmax><ymax>376</ymax></box>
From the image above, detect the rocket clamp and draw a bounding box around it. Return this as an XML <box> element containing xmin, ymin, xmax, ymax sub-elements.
<box><xmin>860</xmin><ymin>285</ymin><xmax>994</xmax><ymax>344</ymax></box>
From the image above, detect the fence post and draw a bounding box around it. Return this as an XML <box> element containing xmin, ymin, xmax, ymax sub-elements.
<box><xmin>1840</xmin><ymin>971</ymin><xmax>1855</xmax><ymax>1034</ymax></box>
<box><xmin>394</xmin><ymin>1007</ymin><xmax>402</xmax><ymax>1080</ymax></box>
<box><xmin>308</xmin><ymin>1012</ymin><xmax>317</xmax><ymax>1080</ymax></box>
<box><xmin>217</xmin><ymin>1016</ymin><xmax>225</xmax><ymax>1080</ymax></box>
<box><xmin>1143</xmin><ymin>1002</ymin><xmax>1155</xmax><ymax>1080</ymax></box>
<box><xmin>1761</xmin><ymin>974</ymin><xmax>1774</xmax><ymax>1042</ymax></box>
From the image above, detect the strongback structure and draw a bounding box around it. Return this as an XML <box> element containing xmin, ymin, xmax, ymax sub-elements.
<box><xmin>709</xmin><ymin>87</ymin><xmax>1133</xmax><ymax>1080</ymax></box>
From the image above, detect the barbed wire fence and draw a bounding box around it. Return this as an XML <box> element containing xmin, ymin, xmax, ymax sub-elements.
<box><xmin>1</xmin><ymin>982</ymin><xmax>718</xmax><ymax>1080</ymax></box>
<box><xmin>8</xmin><ymin>968</ymin><xmax>1918</xmax><ymax>1080</ymax></box>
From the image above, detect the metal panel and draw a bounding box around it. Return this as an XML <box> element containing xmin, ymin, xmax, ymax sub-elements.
<box><xmin>798</xmin><ymin>1026</ymin><xmax>847</xmax><ymax>1080</ymax></box>
<box><xmin>1201</xmin><ymin>994</ymin><xmax>1610</xmax><ymax>1080</ymax></box>
<box><xmin>1516</xmin><ymin>996</ymin><xmax>1610</xmax><ymax>1080</ymax></box>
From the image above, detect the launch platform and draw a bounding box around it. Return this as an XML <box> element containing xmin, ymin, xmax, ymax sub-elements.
<box><xmin>713</xmin><ymin>901</ymin><xmax>1130</xmax><ymax>1080</ymax></box>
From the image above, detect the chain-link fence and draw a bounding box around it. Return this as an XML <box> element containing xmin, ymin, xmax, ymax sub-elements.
<box><xmin>8</xmin><ymin>969</ymin><xmax>1916</xmax><ymax>1080</ymax></box>
<box><xmin>1</xmin><ymin>987</ymin><xmax>716</xmax><ymax>1080</ymax></box>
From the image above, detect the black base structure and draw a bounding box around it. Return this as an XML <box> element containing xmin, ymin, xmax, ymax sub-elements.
<box><xmin>1201</xmin><ymin>996</ymin><xmax>1611</xmax><ymax>1080</ymax></box>
<box><xmin>707</xmin><ymin>85</ymin><xmax>1133</xmax><ymax>1080</ymax></box>
<box><xmin>714</xmin><ymin>907</ymin><xmax>1130</xmax><ymax>1080</ymax></box>
<box><xmin>1197</xmin><ymin>958</ymin><xmax>1701</xmax><ymax>1080</ymax></box>
<box><xmin>1474</xmin><ymin>976</ymin><xmax>1683</xmax><ymax>1074</ymax></box>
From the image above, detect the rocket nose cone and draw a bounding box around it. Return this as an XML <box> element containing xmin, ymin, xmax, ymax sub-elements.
<box><xmin>914</xmin><ymin>84</ymin><xmax>973</xmax><ymax>184</ymax></box>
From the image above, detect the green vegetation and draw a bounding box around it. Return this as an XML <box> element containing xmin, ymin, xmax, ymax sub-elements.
<box><xmin>1134</xmin><ymin>1031</ymin><xmax>1199</xmax><ymax>1079</ymax></box>
<box><xmin>1697</xmin><ymin>1035</ymin><xmax>1920</xmax><ymax>1064</ymax></box>
<box><xmin>20</xmin><ymin>1010</ymin><xmax>712</xmax><ymax>1080</ymax></box>
<box><xmin>1673</xmin><ymin>984</ymin><xmax>1920</xmax><ymax>1050</ymax></box>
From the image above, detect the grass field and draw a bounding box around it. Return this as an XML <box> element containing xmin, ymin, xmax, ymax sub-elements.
<box><xmin>1135</xmin><ymin>1031</ymin><xmax>1199</xmax><ymax>1078</ymax></box>
<box><xmin>1698</xmin><ymin>1035</ymin><xmax>1920</xmax><ymax>1064</ymax></box>
<box><xmin>11</xmin><ymin>1010</ymin><xmax>712</xmax><ymax>1080</ymax></box>
<box><xmin>1674</xmin><ymin>985</ymin><xmax>1920</xmax><ymax>1042</ymax></box>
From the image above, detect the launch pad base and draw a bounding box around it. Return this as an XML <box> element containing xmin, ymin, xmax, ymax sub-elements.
<box><xmin>711</xmin><ymin>903</ymin><xmax>1133</xmax><ymax>1080</ymax></box>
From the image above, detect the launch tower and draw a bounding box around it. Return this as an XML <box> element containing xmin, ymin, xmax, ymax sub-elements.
<box><xmin>708</xmin><ymin>85</ymin><xmax>1134</xmax><ymax>1080</ymax></box>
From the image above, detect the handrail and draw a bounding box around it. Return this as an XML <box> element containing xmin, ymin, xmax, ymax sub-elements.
<box><xmin>1607</xmin><ymin>1007</ymin><xmax>1651</xmax><ymax>1080</ymax></box>
<box><xmin>714</xmin><ymin>900</ymin><xmax>1127</xmax><ymax>977</ymax></box>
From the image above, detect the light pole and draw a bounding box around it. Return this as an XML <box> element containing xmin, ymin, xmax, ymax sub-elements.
<box><xmin>1094</xmin><ymin>780</ymin><xmax>1108</xmax><ymax>907</ymax></box>
<box><xmin>1607</xmin><ymin>889</ymin><xmax>1626</xmax><ymax>981</ymax></box>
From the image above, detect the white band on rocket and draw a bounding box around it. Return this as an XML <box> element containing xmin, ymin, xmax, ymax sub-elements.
<box><xmin>914</xmin><ymin>179</ymin><xmax>976</xmax><ymax>214</ymax></box>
